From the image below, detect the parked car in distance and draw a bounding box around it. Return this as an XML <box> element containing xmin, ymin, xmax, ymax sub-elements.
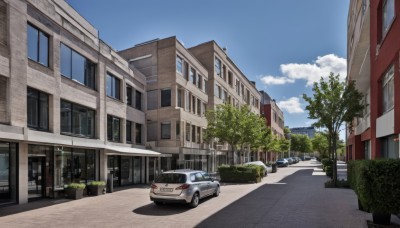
<box><xmin>276</xmin><ymin>158</ymin><xmax>289</xmax><ymax>167</ymax></box>
<box><xmin>244</xmin><ymin>161</ymin><xmax>270</xmax><ymax>175</ymax></box>
<box><xmin>150</xmin><ymin>170</ymin><xmax>220</xmax><ymax>208</ymax></box>
<box><xmin>285</xmin><ymin>158</ymin><xmax>294</xmax><ymax>165</ymax></box>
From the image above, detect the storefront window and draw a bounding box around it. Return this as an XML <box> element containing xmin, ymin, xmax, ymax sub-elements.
<box><xmin>0</xmin><ymin>142</ymin><xmax>17</xmax><ymax>204</ymax></box>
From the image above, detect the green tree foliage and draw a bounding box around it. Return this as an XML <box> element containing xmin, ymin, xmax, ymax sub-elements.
<box><xmin>290</xmin><ymin>134</ymin><xmax>312</xmax><ymax>153</ymax></box>
<box><xmin>312</xmin><ymin>133</ymin><xmax>329</xmax><ymax>158</ymax></box>
<box><xmin>303</xmin><ymin>73</ymin><xmax>364</xmax><ymax>185</ymax></box>
<box><xmin>205</xmin><ymin>104</ymin><xmax>272</xmax><ymax>164</ymax></box>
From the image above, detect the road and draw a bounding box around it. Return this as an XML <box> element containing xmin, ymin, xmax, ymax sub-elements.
<box><xmin>0</xmin><ymin>160</ymin><xmax>396</xmax><ymax>228</ymax></box>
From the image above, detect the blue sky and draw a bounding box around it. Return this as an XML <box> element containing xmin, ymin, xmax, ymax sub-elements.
<box><xmin>66</xmin><ymin>0</ymin><xmax>349</xmax><ymax>131</ymax></box>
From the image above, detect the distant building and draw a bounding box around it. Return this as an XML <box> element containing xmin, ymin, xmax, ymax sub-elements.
<box><xmin>289</xmin><ymin>127</ymin><xmax>315</xmax><ymax>138</ymax></box>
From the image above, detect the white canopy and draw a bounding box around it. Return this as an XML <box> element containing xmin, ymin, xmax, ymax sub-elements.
<box><xmin>103</xmin><ymin>144</ymin><xmax>161</xmax><ymax>157</ymax></box>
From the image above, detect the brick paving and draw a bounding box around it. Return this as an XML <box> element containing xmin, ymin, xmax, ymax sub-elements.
<box><xmin>0</xmin><ymin>160</ymin><xmax>398</xmax><ymax>228</ymax></box>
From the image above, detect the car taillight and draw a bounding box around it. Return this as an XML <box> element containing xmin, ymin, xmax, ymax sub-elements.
<box><xmin>175</xmin><ymin>184</ymin><xmax>190</xmax><ymax>190</ymax></box>
<box><xmin>151</xmin><ymin>184</ymin><xmax>158</xmax><ymax>189</ymax></box>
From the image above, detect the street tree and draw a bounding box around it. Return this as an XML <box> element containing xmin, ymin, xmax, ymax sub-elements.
<box><xmin>290</xmin><ymin>134</ymin><xmax>312</xmax><ymax>155</ymax></box>
<box><xmin>311</xmin><ymin>133</ymin><xmax>329</xmax><ymax>158</ymax></box>
<box><xmin>303</xmin><ymin>73</ymin><xmax>363</xmax><ymax>185</ymax></box>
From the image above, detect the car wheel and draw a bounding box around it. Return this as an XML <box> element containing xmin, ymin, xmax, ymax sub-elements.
<box><xmin>189</xmin><ymin>192</ymin><xmax>200</xmax><ymax>208</ymax></box>
<box><xmin>154</xmin><ymin>201</ymin><xmax>163</xmax><ymax>206</ymax></box>
<box><xmin>213</xmin><ymin>186</ymin><xmax>220</xmax><ymax>197</ymax></box>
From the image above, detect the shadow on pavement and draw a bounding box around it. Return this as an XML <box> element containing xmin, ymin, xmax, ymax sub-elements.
<box><xmin>0</xmin><ymin>198</ymin><xmax>72</xmax><ymax>217</ymax></box>
<box><xmin>133</xmin><ymin>196</ymin><xmax>216</xmax><ymax>216</ymax></box>
<box><xmin>195</xmin><ymin>169</ymin><xmax>323</xmax><ymax>228</ymax></box>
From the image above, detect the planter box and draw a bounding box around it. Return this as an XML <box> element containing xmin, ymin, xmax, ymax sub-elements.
<box><xmin>87</xmin><ymin>185</ymin><xmax>106</xmax><ymax>196</ymax></box>
<box><xmin>65</xmin><ymin>188</ymin><xmax>84</xmax><ymax>200</ymax></box>
<box><xmin>372</xmin><ymin>213</ymin><xmax>391</xmax><ymax>226</ymax></box>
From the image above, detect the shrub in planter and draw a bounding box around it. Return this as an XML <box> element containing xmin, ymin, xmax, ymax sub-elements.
<box><xmin>355</xmin><ymin>159</ymin><xmax>400</xmax><ymax>225</ymax></box>
<box><xmin>65</xmin><ymin>183</ymin><xmax>86</xmax><ymax>200</ymax></box>
<box><xmin>87</xmin><ymin>181</ymin><xmax>106</xmax><ymax>196</ymax></box>
<box><xmin>325</xmin><ymin>165</ymin><xmax>333</xmax><ymax>178</ymax></box>
<box><xmin>321</xmin><ymin>158</ymin><xmax>333</xmax><ymax>170</ymax></box>
<box><xmin>218</xmin><ymin>165</ymin><xmax>261</xmax><ymax>183</ymax></box>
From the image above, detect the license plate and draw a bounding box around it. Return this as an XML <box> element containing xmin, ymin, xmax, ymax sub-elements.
<box><xmin>160</xmin><ymin>188</ymin><xmax>173</xmax><ymax>192</ymax></box>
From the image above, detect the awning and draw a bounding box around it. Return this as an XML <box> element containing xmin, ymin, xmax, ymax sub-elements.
<box><xmin>103</xmin><ymin>145</ymin><xmax>161</xmax><ymax>157</ymax></box>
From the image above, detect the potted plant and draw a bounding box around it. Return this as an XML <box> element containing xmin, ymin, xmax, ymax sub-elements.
<box><xmin>87</xmin><ymin>181</ymin><xmax>106</xmax><ymax>196</ymax></box>
<box><xmin>65</xmin><ymin>183</ymin><xmax>86</xmax><ymax>200</ymax></box>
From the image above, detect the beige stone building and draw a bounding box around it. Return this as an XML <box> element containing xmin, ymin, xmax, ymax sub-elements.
<box><xmin>118</xmin><ymin>37</ymin><xmax>211</xmax><ymax>172</ymax></box>
<box><xmin>188</xmin><ymin>41</ymin><xmax>261</xmax><ymax>165</ymax></box>
<box><xmin>0</xmin><ymin>0</ymin><xmax>160</xmax><ymax>206</ymax></box>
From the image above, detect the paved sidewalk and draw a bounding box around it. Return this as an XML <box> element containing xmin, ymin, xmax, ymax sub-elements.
<box><xmin>0</xmin><ymin>161</ymin><xmax>398</xmax><ymax>228</ymax></box>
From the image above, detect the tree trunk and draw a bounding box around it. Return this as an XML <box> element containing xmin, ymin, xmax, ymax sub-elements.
<box><xmin>332</xmin><ymin>135</ymin><xmax>338</xmax><ymax>186</ymax></box>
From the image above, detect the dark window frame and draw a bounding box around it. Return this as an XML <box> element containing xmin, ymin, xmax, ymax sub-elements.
<box><xmin>60</xmin><ymin>43</ymin><xmax>96</xmax><ymax>90</ymax></box>
<box><xmin>27</xmin><ymin>87</ymin><xmax>49</xmax><ymax>131</ymax></box>
<box><xmin>161</xmin><ymin>122</ymin><xmax>171</xmax><ymax>139</ymax></box>
<box><xmin>107</xmin><ymin>115</ymin><xmax>121</xmax><ymax>142</ymax></box>
<box><xmin>126</xmin><ymin>86</ymin><xmax>133</xmax><ymax>106</ymax></box>
<box><xmin>106</xmin><ymin>73</ymin><xmax>121</xmax><ymax>100</ymax></box>
<box><xmin>135</xmin><ymin>123</ymin><xmax>142</xmax><ymax>144</ymax></box>
<box><xmin>161</xmin><ymin>89</ymin><xmax>171</xmax><ymax>107</ymax></box>
<box><xmin>135</xmin><ymin>90</ymin><xmax>142</xmax><ymax>110</ymax></box>
<box><xmin>27</xmin><ymin>23</ymin><xmax>49</xmax><ymax>67</ymax></box>
<box><xmin>126</xmin><ymin>120</ymin><xmax>132</xmax><ymax>143</ymax></box>
<box><xmin>60</xmin><ymin>100</ymin><xmax>96</xmax><ymax>138</ymax></box>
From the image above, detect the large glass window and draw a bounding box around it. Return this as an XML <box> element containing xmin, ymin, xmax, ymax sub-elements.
<box><xmin>176</xmin><ymin>55</ymin><xmax>183</xmax><ymax>74</ymax></box>
<box><xmin>27</xmin><ymin>24</ymin><xmax>49</xmax><ymax>67</ymax></box>
<box><xmin>60</xmin><ymin>44</ymin><xmax>95</xmax><ymax>89</ymax></box>
<box><xmin>0</xmin><ymin>142</ymin><xmax>17</xmax><ymax>203</ymax></box>
<box><xmin>215</xmin><ymin>57</ymin><xmax>221</xmax><ymax>76</ymax></box>
<box><xmin>190</xmin><ymin>68</ymin><xmax>196</xmax><ymax>85</ymax></box>
<box><xmin>177</xmin><ymin>89</ymin><xmax>183</xmax><ymax>108</ymax></box>
<box><xmin>126</xmin><ymin>120</ymin><xmax>132</xmax><ymax>143</ymax></box>
<box><xmin>61</xmin><ymin>100</ymin><xmax>95</xmax><ymax>138</ymax></box>
<box><xmin>382</xmin><ymin>65</ymin><xmax>394</xmax><ymax>113</ymax></box>
<box><xmin>135</xmin><ymin>123</ymin><xmax>142</xmax><ymax>144</ymax></box>
<box><xmin>107</xmin><ymin>115</ymin><xmax>121</xmax><ymax>142</ymax></box>
<box><xmin>54</xmin><ymin>148</ymin><xmax>97</xmax><ymax>188</ymax></box>
<box><xmin>135</xmin><ymin>90</ymin><xmax>142</xmax><ymax>110</ymax></box>
<box><xmin>161</xmin><ymin>89</ymin><xmax>171</xmax><ymax>107</ymax></box>
<box><xmin>186</xmin><ymin>123</ymin><xmax>190</xmax><ymax>141</ymax></box>
<box><xmin>27</xmin><ymin>87</ymin><xmax>49</xmax><ymax>131</ymax></box>
<box><xmin>161</xmin><ymin>122</ymin><xmax>171</xmax><ymax>139</ymax></box>
<box><xmin>383</xmin><ymin>0</ymin><xmax>395</xmax><ymax>36</ymax></box>
<box><xmin>106</xmin><ymin>73</ymin><xmax>120</xmax><ymax>100</ymax></box>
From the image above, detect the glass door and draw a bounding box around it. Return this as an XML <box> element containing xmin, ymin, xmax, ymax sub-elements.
<box><xmin>28</xmin><ymin>156</ymin><xmax>45</xmax><ymax>199</ymax></box>
<box><xmin>107</xmin><ymin>156</ymin><xmax>120</xmax><ymax>187</ymax></box>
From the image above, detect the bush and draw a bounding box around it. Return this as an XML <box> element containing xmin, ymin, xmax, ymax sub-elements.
<box><xmin>89</xmin><ymin>181</ymin><xmax>106</xmax><ymax>186</ymax></box>
<box><xmin>321</xmin><ymin>158</ymin><xmax>333</xmax><ymax>169</ymax></box>
<box><xmin>324</xmin><ymin>179</ymin><xmax>349</xmax><ymax>188</ymax></box>
<box><xmin>350</xmin><ymin>159</ymin><xmax>400</xmax><ymax>214</ymax></box>
<box><xmin>67</xmin><ymin>183</ymin><xmax>86</xmax><ymax>189</ymax></box>
<box><xmin>218</xmin><ymin>165</ymin><xmax>262</xmax><ymax>183</ymax></box>
<box><xmin>325</xmin><ymin>165</ymin><xmax>333</xmax><ymax>178</ymax></box>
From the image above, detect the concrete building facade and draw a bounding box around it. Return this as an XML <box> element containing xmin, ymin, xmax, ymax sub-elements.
<box><xmin>0</xmin><ymin>0</ymin><xmax>159</xmax><ymax>206</ymax></box>
<box><xmin>189</xmin><ymin>41</ymin><xmax>261</xmax><ymax>165</ymax></box>
<box><xmin>289</xmin><ymin>127</ymin><xmax>316</xmax><ymax>139</ymax></box>
<box><xmin>347</xmin><ymin>0</ymin><xmax>400</xmax><ymax>160</ymax></box>
<box><xmin>118</xmin><ymin>37</ymin><xmax>212</xmax><ymax>172</ymax></box>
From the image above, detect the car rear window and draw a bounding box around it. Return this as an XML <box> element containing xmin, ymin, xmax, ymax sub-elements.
<box><xmin>155</xmin><ymin>173</ymin><xmax>186</xmax><ymax>183</ymax></box>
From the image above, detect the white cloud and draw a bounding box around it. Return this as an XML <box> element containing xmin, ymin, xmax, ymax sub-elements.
<box><xmin>260</xmin><ymin>54</ymin><xmax>347</xmax><ymax>86</ymax></box>
<box><xmin>260</xmin><ymin>76</ymin><xmax>295</xmax><ymax>85</ymax></box>
<box><xmin>277</xmin><ymin>97</ymin><xmax>304</xmax><ymax>114</ymax></box>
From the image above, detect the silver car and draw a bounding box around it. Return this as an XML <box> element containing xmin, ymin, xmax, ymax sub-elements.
<box><xmin>150</xmin><ymin>170</ymin><xmax>220</xmax><ymax>208</ymax></box>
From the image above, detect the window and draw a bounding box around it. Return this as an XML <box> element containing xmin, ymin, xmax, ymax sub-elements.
<box><xmin>126</xmin><ymin>120</ymin><xmax>132</xmax><ymax>142</ymax></box>
<box><xmin>382</xmin><ymin>0</ymin><xmax>395</xmax><ymax>36</ymax></box>
<box><xmin>61</xmin><ymin>100</ymin><xmax>95</xmax><ymax>138</ymax></box>
<box><xmin>135</xmin><ymin>123</ymin><xmax>142</xmax><ymax>144</ymax></box>
<box><xmin>107</xmin><ymin>115</ymin><xmax>120</xmax><ymax>142</ymax></box>
<box><xmin>27</xmin><ymin>24</ymin><xmax>49</xmax><ymax>67</ymax></box>
<box><xmin>177</xmin><ymin>89</ymin><xmax>183</xmax><ymax>108</ymax></box>
<box><xmin>161</xmin><ymin>89</ymin><xmax>171</xmax><ymax>107</ymax></box>
<box><xmin>197</xmin><ymin>127</ymin><xmax>201</xmax><ymax>143</ymax></box>
<box><xmin>135</xmin><ymin>90</ymin><xmax>142</xmax><ymax>110</ymax></box>
<box><xmin>382</xmin><ymin>65</ymin><xmax>394</xmax><ymax>113</ymax></box>
<box><xmin>147</xmin><ymin>90</ymin><xmax>157</xmax><ymax>110</ymax></box>
<box><xmin>192</xmin><ymin>95</ymin><xmax>196</xmax><ymax>113</ymax></box>
<box><xmin>185</xmin><ymin>90</ymin><xmax>190</xmax><ymax>111</ymax></box>
<box><xmin>161</xmin><ymin>122</ymin><xmax>171</xmax><ymax>139</ymax></box>
<box><xmin>197</xmin><ymin>75</ymin><xmax>202</xmax><ymax>90</ymax></box>
<box><xmin>0</xmin><ymin>1</ymin><xmax>6</xmax><ymax>46</ymax></box>
<box><xmin>27</xmin><ymin>87</ymin><xmax>49</xmax><ymax>131</ymax></box>
<box><xmin>176</xmin><ymin>55</ymin><xmax>183</xmax><ymax>74</ymax></box>
<box><xmin>186</xmin><ymin>123</ymin><xmax>190</xmax><ymax>141</ymax></box>
<box><xmin>215</xmin><ymin>57</ymin><xmax>221</xmax><ymax>76</ymax></box>
<box><xmin>60</xmin><ymin>43</ymin><xmax>95</xmax><ymax>89</ymax></box>
<box><xmin>203</xmin><ymin>79</ymin><xmax>207</xmax><ymax>93</ymax></box>
<box><xmin>192</xmin><ymin>125</ymin><xmax>196</xmax><ymax>142</ymax></box>
<box><xmin>202</xmin><ymin>103</ymin><xmax>206</xmax><ymax>116</ymax></box>
<box><xmin>183</xmin><ymin>61</ymin><xmax>189</xmax><ymax>80</ymax></box>
<box><xmin>214</xmin><ymin>83</ymin><xmax>222</xmax><ymax>98</ymax></box>
<box><xmin>222</xmin><ymin>65</ymin><xmax>226</xmax><ymax>81</ymax></box>
<box><xmin>190</xmin><ymin>68</ymin><xmax>196</xmax><ymax>85</ymax></box>
<box><xmin>106</xmin><ymin>73</ymin><xmax>120</xmax><ymax>100</ymax></box>
<box><xmin>176</xmin><ymin>122</ymin><xmax>180</xmax><ymax>139</ymax></box>
<box><xmin>197</xmin><ymin>99</ymin><xmax>201</xmax><ymax>116</ymax></box>
<box><xmin>236</xmin><ymin>79</ymin><xmax>240</xmax><ymax>95</ymax></box>
<box><xmin>228</xmin><ymin>72</ymin><xmax>233</xmax><ymax>87</ymax></box>
<box><xmin>126</xmin><ymin>86</ymin><xmax>132</xmax><ymax>106</ymax></box>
